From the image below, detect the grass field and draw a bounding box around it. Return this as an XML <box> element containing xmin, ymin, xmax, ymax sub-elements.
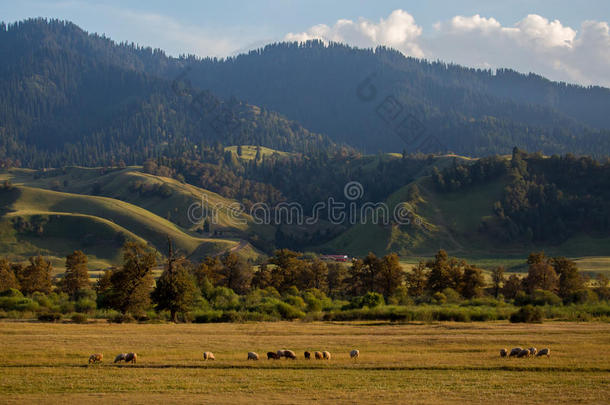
<box><xmin>0</xmin><ymin>321</ymin><xmax>608</xmax><ymax>404</ymax></box>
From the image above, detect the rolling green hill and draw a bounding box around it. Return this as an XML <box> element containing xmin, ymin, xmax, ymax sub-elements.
<box><xmin>0</xmin><ymin>176</ymin><xmax>263</xmax><ymax>271</ymax></box>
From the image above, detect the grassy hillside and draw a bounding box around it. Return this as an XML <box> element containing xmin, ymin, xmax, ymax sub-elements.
<box><xmin>225</xmin><ymin>145</ymin><xmax>294</xmax><ymax>161</ymax></box>
<box><xmin>0</xmin><ymin>184</ymin><xmax>258</xmax><ymax>271</ymax></box>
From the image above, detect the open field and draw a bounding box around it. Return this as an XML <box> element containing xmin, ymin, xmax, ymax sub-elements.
<box><xmin>0</xmin><ymin>321</ymin><xmax>608</xmax><ymax>404</ymax></box>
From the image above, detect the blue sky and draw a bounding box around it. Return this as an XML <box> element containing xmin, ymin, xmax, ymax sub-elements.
<box><xmin>2</xmin><ymin>1</ymin><xmax>609</xmax><ymax>86</ymax></box>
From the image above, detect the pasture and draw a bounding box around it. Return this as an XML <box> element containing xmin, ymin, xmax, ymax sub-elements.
<box><xmin>0</xmin><ymin>321</ymin><xmax>609</xmax><ymax>404</ymax></box>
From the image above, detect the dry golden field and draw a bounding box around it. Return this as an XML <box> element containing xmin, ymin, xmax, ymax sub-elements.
<box><xmin>0</xmin><ymin>321</ymin><xmax>609</xmax><ymax>404</ymax></box>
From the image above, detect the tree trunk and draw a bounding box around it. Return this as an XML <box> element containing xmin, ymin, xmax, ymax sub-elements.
<box><xmin>171</xmin><ymin>309</ymin><xmax>178</xmax><ymax>323</ymax></box>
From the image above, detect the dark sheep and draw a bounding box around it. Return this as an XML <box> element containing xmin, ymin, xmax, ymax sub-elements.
<box><xmin>267</xmin><ymin>351</ymin><xmax>280</xmax><ymax>360</ymax></box>
<box><xmin>304</xmin><ymin>351</ymin><xmax>311</xmax><ymax>359</ymax></box>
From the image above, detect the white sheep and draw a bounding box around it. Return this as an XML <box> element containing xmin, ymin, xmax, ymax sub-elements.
<box><xmin>322</xmin><ymin>351</ymin><xmax>331</xmax><ymax>360</ymax></box>
<box><xmin>247</xmin><ymin>351</ymin><xmax>259</xmax><ymax>360</ymax></box>
<box><xmin>350</xmin><ymin>349</ymin><xmax>360</xmax><ymax>359</ymax></box>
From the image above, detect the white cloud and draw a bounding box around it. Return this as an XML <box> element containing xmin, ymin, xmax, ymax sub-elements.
<box><xmin>285</xmin><ymin>10</ymin><xmax>424</xmax><ymax>57</ymax></box>
<box><xmin>287</xmin><ymin>10</ymin><xmax>610</xmax><ymax>88</ymax></box>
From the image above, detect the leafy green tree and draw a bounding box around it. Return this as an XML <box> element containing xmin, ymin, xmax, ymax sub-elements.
<box><xmin>307</xmin><ymin>259</ymin><xmax>328</xmax><ymax>291</ymax></box>
<box><xmin>525</xmin><ymin>252</ymin><xmax>558</xmax><ymax>293</ymax></box>
<box><xmin>95</xmin><ymin>268</ymin><xmax>114</xmax><ymax>309</ymax></box>
<box><xmin>0</xmin><ymin>259</ymin><xmax>19</xmax><ymax>292</ymax></box>
<box><xmin>326</xmin><ymin>262</ymin><xmax>348</xmax><ymax>297</ymax></box>
<box><xmin>460</xmin><ymin>265</ymin><xmax>485</xmax><ymax>299</ymax></box>
<box><xmin>551</xmin><ymin>257</ymin><xmax>584</xmax><ymax>301</ymax></box>
<box><xmin>406</xmin><ymin>261</ymin><xmax>427</xmax><ymax>297</ymax></box>
<box><xmin>109</xmin><ymin>242</ymin><xmax>156</xmax><ymax>315</ymax></box>
<box><xmin>152</xmin><ymin>239</ymin><xmax>197</xmax><ymax>322</ymax></box>
<box><xmin>502</xmin><ymin>274</ymin><xmax>523</xmax><ymax>300</ymax></box>
<box><xmin>425</xmin><ymin>250</ymin><xmax>463</xmax><ymax>293</ymax></box>
<box><xmin>63</xmin><ymin>250</ymin><xmax>90</xmax><ymax>297</ymax></box>
<box><xmin>377</xmin><ymin>253</ymin><xmax>404</xmax><ymax>297</ymax></box>
<box><xmin>491</xmin><ymin>266</ymin><xmax>505</xmax><ymax>298</ymax></box>
<box><xmin>193</xmin><ymin>256</ymin><xmax>223</xmax><ymax>287</ymax></box>
<box><xmin>219</xmin><ymin>252</ymin><xmax>253</xmax><ymax>294</ymax></box>
<box><xmin>17</xmin><ymin>255</ymin><xmax>53</xmax><ymax>294</ymax></box>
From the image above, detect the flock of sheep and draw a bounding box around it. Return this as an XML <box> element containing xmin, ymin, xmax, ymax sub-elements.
<box><xmin>87</xmin><ymin>349</ymin><xmax>360</xmax><ymax>364</ymax></box>
<box><xmin>88</xmin><ymin>347</ymin><xmax>551</xmax><ymax>364</ymax></box>
<box><xmin>500</xmin><ymin>347</ymin><xmax>551</xmax><ymax>358</ymax></box>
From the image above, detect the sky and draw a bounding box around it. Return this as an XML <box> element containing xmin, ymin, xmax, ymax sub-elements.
<box><xmin>2</xmin><ymin>0</ymin><xmax>610</xmax><ymax>87</ymax></box>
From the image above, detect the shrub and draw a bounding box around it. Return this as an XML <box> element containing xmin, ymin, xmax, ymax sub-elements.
<box><xmin>108</xmin><ymin>313</ymin><xmax>135</xmax><ymax>323</ymax></box>
<box><xmin>432</xmin><ymin>292</ymin><xmax>447</xmax><ymax>304</ymax></box>
<box><xmin>38</xmin><ymin>312</ymin><xmax>61</xmax><ymax>322</ymax></box>
<box><xmin>276</xmin><ymin>302</ymin><xmax>305</xmax><ymax>320</ymax></box>
<box><xmin>75</xmin><ymin>298</ymin><xmax>96</xmax><ymax>314</ymax></box>
<box><xmin>71</xmin><ymin>313</ymin><xmax>88</xmax><ymax>323</ymax></box>
<box><xmin>360</xmin><ymin>292</ymin><xmax>385</xmax><ymax>308</ymax></box>
<box><xmin>0</xmin><ymin>288</ymin><xmax>23</xmax><ymax>298</ymax></box>
<box><xmin>510</xmin><ymin>305</ymin><xmax>543</xmax><ymax>323</ymax></box>
<box><xmin>193</xmin><ymin>310</ymin><xmax>223</xmax><ymax>323</ymax></box>
<box><xmin>441</xmin><ymin>288</ymin><xmax>462</xmax><ymax>303</ymax></box>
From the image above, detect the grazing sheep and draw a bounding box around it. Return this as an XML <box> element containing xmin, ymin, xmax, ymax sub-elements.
<box><xmin>350</xmin><ymin>349</ymin><xmax>360</xmax><ymax>359</ymax></box>
<box><xmin>267</xmin><ymin>351</ymin><xmax>279</xmax><ymax>360</ymax></box>
<box><xmin>517</xmin><ymin>349</ymin><xmax>530</xmax><ymax>358</ymax></box>
<box><xmin>509</xmin><ymin>347</ymin><xmax>523</xmax><ymax>357</ymax></box>
<box><xmin>125</xmin><ymin>352</ymin><xmax>137</xmax><ymax>364</ymax></box>
<box><xmin>283</xmin><ymin>350</ymin><xmax>296</xmax><ymax>360</ymax></box>
<box><xmin>323</xmin><ymin>351</ymin><xmax>331</xmax><ymax>360</ymax></box>
<box><xmin>88</xmin><ymin>353</ymin><xmax>103</xmax><ymax>364</ymax></box>
<box><xmin>203</xmin><ymin>351</ymin><xmax>215</xmax><ymax>361</ymax></box>
<box><xmin>248</xmin><ymin>352</ymin><xmax>259</xmax><ymax>360</ymax></box>
<box><xmin>304</xmin><ymin>351</ymin><xmax>311</xmax><ymax>359</ymax></box>
<box><xmin>499</xmin><ymin>348</ymin><xmax>508</xmax><ymax>357</ymax></box>
<box><xmin>314</xmin><ymin>351</ymin><xmax>323</xmax><ymax>360</ymax></box>
<box><xmin>536</xmin><ymin>348</ymin><xmax>550</xmax><ymax>357</ymax></box>
<box><xmin>528</xmin><ymin>347</ymin><xmax>537</xmax><ymax>356</ymax></box>
<box><xmin>114</xmin><ymin>353</ymin><xmax>127</xmax><ymax>363</ymax></box>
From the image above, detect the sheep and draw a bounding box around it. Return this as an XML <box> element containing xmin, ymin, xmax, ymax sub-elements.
<box><xmin>304</xmin><ymin>351</ymin><xmax>311</xmax><ymax>359</ymax></box>
<box><xmin>536</xmin><ymin>348</ymin><xmax>550</xmax><ymax>358</ymax></box>
<box><xmin>499</xmin><ymin>348</ymin><xmax>508</xmax><ymax>357</ymax></box>
<box><xmin>509</xmin><ymin>347</ymin><xmax>523</xmax><ymax>357</ymax></box>
<box><xmin>314</xmin><ymin>351</ymin><xmax>323</xmax><ymax>360</ymax></box>
<box><xmin>114</xmin><ymin>353</ymin><xmax>127</xmax><ymax>363</ymax></box>
<box><xmin>350</xmin><ymin>349</ymin><xmax>360</xmax><ymax>359</ymax></box>
<box><xmin>125</xmin><ymin>352</ymin><xmax>137</xmax><ymax>364</ymax></box>
<box><xmin>283</xmin><ymin>350</ymin><xmax>297</xmax><ymax>360</ymax></box>
<box><xmin>528</xmin><ymin>347</ymin><xmax>537</xmax><ymax>356</ymax></box>
<box><xmin>203</xmin><ymin>351</ymin><xmax>215</xmax><ymax>361</ymax></box>
<box><xmin>88</xmin><ymin>353</ymin><xmax>103</xmax><ymax>364</ymax></box>
<box><xmin>323</xmin><ymin>351</ymin><xmax>331</xmax><ymax>360</ymax></box>
<box><xmin>267</xmin><ymin>351</ymin><xmax>279</xmax><ymax>360</ymax></box>
<box><xmin>517</xmin><ymin>349</ymin><xmax>530</xmax><ymax>358</ymax></box>
<box><xmin>248</xmin><ymin>352</ymin><xmax>259</xmax><ymax>360</ymax></box>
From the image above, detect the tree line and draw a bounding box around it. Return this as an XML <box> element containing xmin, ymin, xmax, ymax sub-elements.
<box><xmin>1</xmin><ymin>240</ymin><xmax>608</xmax><ymax>322</ymax></box>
